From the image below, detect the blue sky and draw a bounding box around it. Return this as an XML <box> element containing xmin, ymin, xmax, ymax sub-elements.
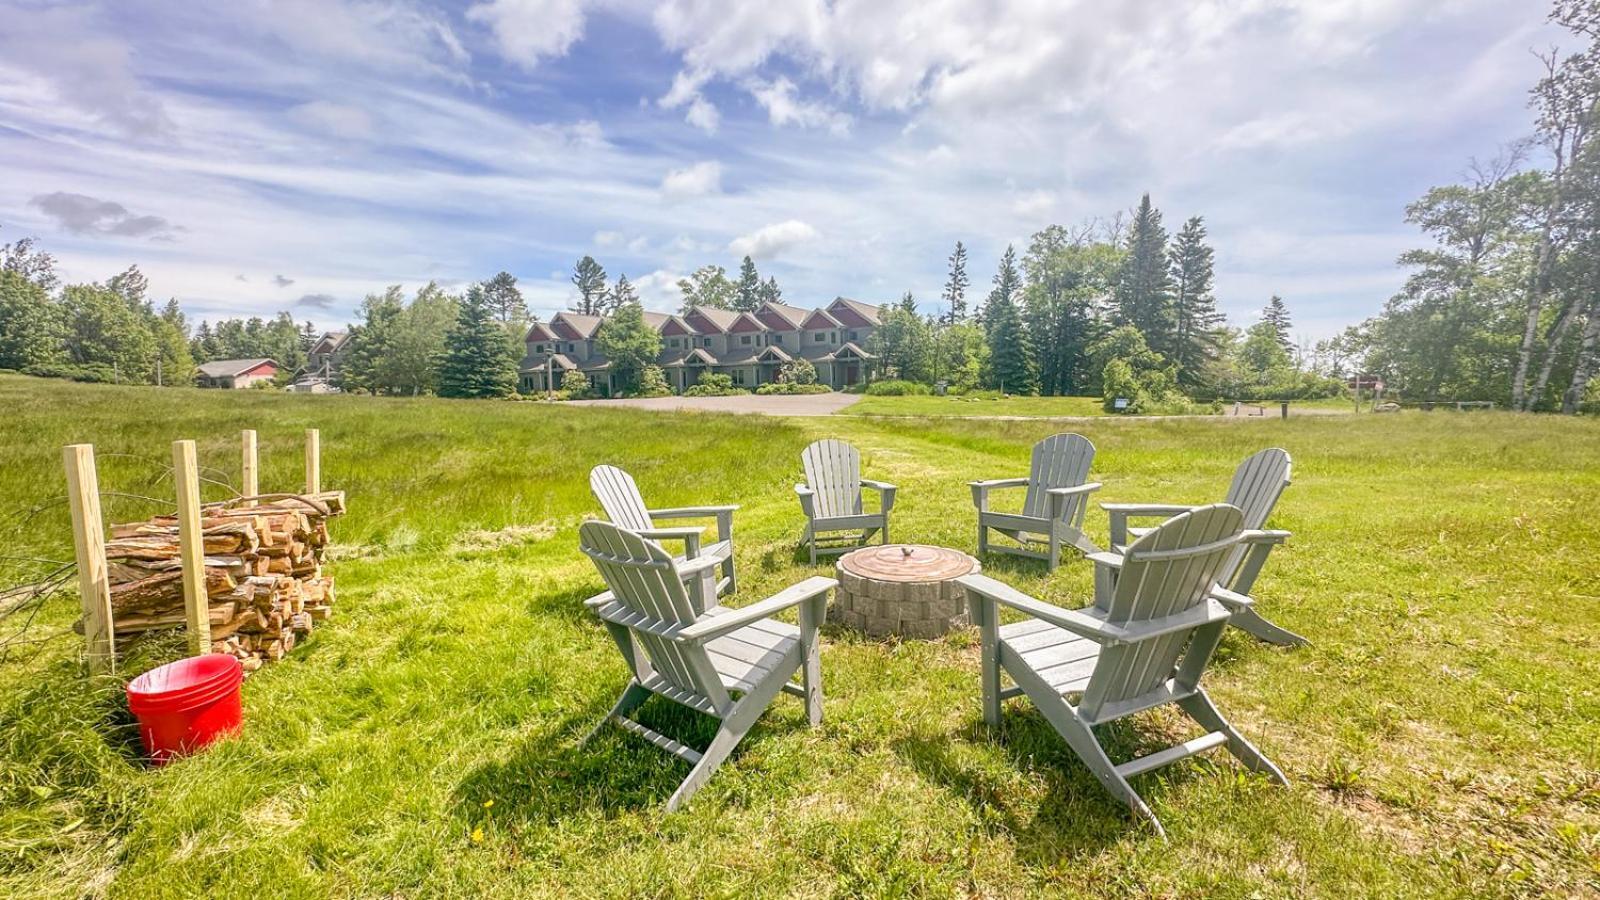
<box><xmin>0</xmin><ymin>0</ymin><xmax>1560</xmax><ymax>340</ymax></box>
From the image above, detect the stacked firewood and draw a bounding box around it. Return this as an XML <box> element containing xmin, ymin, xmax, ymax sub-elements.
<box><xmin>85</xmin><ymin>492</ymin><xmax>345</xmax><ymax>673</ymax></box>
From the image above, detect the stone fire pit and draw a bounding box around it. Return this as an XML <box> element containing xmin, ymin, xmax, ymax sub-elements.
<box><xmin>832</xmin><ymin>544</ymin><xmax>980</xmax><ymax>639</ymax></box>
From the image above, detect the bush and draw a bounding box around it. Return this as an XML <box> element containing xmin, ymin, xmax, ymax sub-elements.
<box><xmin>864</xmin><ymin>379</ymin><xmax>931</xmax><ymax>396</ymax></box>
<box><xmin>777</xmin><ymin>358</ymin><xmax>817</xmax><ymax>385</ymax></box>
<box><xmin>631</xmin><ymin>365</ymin><xmax>672</xmax><ymax>398</ymax></box>
<box><xmin>22</xmin><ymin>362</ymin><xmax>117</xmax><ymax>384</ymax></box>
<box><xmin>683</xmin><ymin>372</ymin><xmax>748</xmax><ymax>397</ymax></box>
<box><xmin>755</xmin><ymin>382</ymin><xmax>832</xmax><ymax>395</ymax></box>
<box><xmin>556</xmin><ymin>370</ymin><xmax>591</xmax><ymax>400</ymax></box>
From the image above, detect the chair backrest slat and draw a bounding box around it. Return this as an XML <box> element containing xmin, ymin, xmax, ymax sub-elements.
<box><xmin>591</xmin><ymin>465</ymin><xmax>654</xmax><ymax>531</ymax></box>
<box><xmin>1021</xmin><ymin>433</ymin><xmax>1096</xmax><ymax>521</ymax></box>
<box><xmin>1080</xmin><ymin>504</ymin><xmax>1244</xmax><ymax>719</ymax></box>
<box><xmin>579</xmin><ymin>521</ymin><xmax>727</xmax><ymax>706</ymax></box>
<box><xmin>802</xmin><ymin>439</ymin><xmax>863</xmax><ymax>519</ymax></box>
<box><xmin>1224</xmin><ymin>448</ymin><xmax>1291</xmax><ymax>530</ymax></box>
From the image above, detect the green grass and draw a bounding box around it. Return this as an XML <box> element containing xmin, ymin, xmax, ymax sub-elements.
<box><xmin>845</xmin><ymin>394</ymin><xmax>1111</xmax><ymax>418</ymax></box>
<box><xmin>1</xmin><ymin>373</ymin><xmax>1598</xmax><ymax>898</ymax></box>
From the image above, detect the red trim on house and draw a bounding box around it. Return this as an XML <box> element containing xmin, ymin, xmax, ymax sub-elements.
<box><xmin>827</xmin><ymin>301</ymin><xmax>872</xmax><ymax>328</ymax></box>
<box><xmin>524</xmin><ymin>322</ymin><xmax>555</xmax><ymax>341</ymax></box>
<box><xmin>683</xmin><ymin>310</ymin><xmax>723</xmax><ymax>334</ymax></box>
<box><xmin>729</xmin><ymin>313</ymin><xmax>765</xmax><ymax>333</ymax></box>
<box><xmin>756</xmin><ymin>309</ymin><xmax>795</xmax><ymax>331</ymax></box>
<box><xmin>551</xmin><ymin>321</ymin><xmax>583</xmax><ymax>341</ymax></box>
<box><xmin>241</xmin><ymin>362</ymin><xmax>277</xmax><ymax>377</ymax></box>
<box><xmin>801</xmin><ymin>309</ymin><xmax>840</xmax><ymax>330</ymax></box>
<box><xmin>661</xmin><ymin>318</ymin><xmax>692</xmax><ymax>337</ymax></box>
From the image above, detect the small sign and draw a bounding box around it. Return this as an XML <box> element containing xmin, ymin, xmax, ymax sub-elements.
<box><xmin>1113</xmin><ymin>398</ymin><xmax>1130</xmax><ymax>410</ymax></box>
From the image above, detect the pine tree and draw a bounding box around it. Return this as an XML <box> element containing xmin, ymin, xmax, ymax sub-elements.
<box><xmin>734</xmin><ymin>256</ymin><xmax>762</xmax><ymax>311</ymax></box>
<box><xmin>1113</xmin><ymin>194</ymin><xmax>1176</xmax><ymax>356</ymax></box>
<box><xmin>595</xmin><ymin>299</ymin><xmax>663</xmax><ymax>395</ymax></box>
<box><xmin>758</xmin><ymin>276</ymin><xmax>783</xmax><ymax>304</ymax></box>
<box><xmin>570</xmin><ymin>256</ymin><xmax>608</xmax><ymax>316</ymax></box>
<box><xmin>940</xmin><ymin>241</ymin><xmax>969</xmax><ymax>324</ymax></box>
<box><xmin>1263</xmin><ymin>295</ymin><xmax>1294</xmax><ymax>354</ymax></box>
<box><xmin>897</xmin><ymin>291</ymin><xmax>918</xmax><ymax>314</ymax></box>
<box><xmin>481</xmin><ymin>271</ymin><xmax>528</xmax><ymax>323</ymax></box>
<box><xmin>606</xmin><ymin>273</ymin><xmax>639</xmax><ymax>313</ymax></box>
<box><xmin>439</xmin><ymin>284</ymin><xmax>519</xmax><ymax>398</ymax></box>
<box><xmin>985</xmin><ymin>292</ymin><xmax>1038</xmax><ymax>395</ymax></box>
<box><xmin>1168</xmin><ymin>216</ymin><xmax>1223</xmax><ymax>387</ymax></box>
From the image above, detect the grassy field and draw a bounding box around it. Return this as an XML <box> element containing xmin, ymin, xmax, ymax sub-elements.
<box><xmin>842</xmin><ymin>394</ymin><xmax>1358</xmax><ymax>419</ymax></box>
<box><xmin>1</xmin><ymin>374</ymin><xmax>1597</xmax><ymax>898</ymax></box>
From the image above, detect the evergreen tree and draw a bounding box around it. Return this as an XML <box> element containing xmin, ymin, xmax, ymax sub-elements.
<box><xmin>1168</xmin><ymin>216</ymin><xmax>1223</xmax><ymax>387</ymax></box>
<box><xmin>1022</xmin><ymin>225</ymin><xmax>1119</xmax><ymax>395</ymax></box>
<box><xmin>570</xmin><ymin>256</ymin><xmax>608</xmax><ymax>316</ymax></box>
<box><xmin>595</xmin><ymin>299</ymin><xmax>663</xmax><ymax>395</ymax></box>
<box><xmin>61</xmin><ymin>283</ymin><xmax>158</xmax><ymax>382</ymax></box>
<box><xmin>676</xmin><ymin>265</ymin><xmax>736</xmax><ymax>311</ymax></box>
<box><xmin>151</xmin><ymin>298</ymin><xmax>193</xmax><ymax>385</ymax></box>
<box><xmin>990</xmin><ymin>244</ymin><xmax>1021</xmax><ymax>311</ymax></box>
<box><xmin>1113</xmin><ymin>194</ymin><xmax>1176</xmax><ymax>355</ymax></box>
<box><xmin>867</xmin><ymin>300</ymin><xmax>935</xmax><ymax>382</ymax></box>
<box><xmin>758</xmin><ymin>276</ymin><xmax>783</xmax><ymax>305</ymax></box>
<box><xmin>386</xmin><ymin>282</ymin><xmax>458</xmax><ymax>395</ymax></box>
<box><xmin>481</xmin><ymin>271</ymin><xmax>528</xmax><ymax>323</ymax></box>
<box><xmin>940</xmin><ymin>241</ymin><xmax>969</xmax><ymax>324</ymax></box>
<box><xmin>439</xmin><ymin>284</ymin><xmax>519</xmax><ymax>398</ymax></box>
<box><xmin>897</xmin><ymin>291</ymin><xmax>918</xmax><ymax>314</ymax></box>
<box><xmin>606</xmin><ymin>273</ymin><xmax>639</xmax><ymax>313</ymax></box>
<box><xmin>985</xmin><ymin>287</ymin><xmax>1038</xmax><ymax>395</ymax></box>
<box><xmin>1262</xmin><ymin>295</ymin><xmax>1294</xmax><ymax>354</ymax></box>
<box><xmin>337</xmin><ymin>287</ymin><xmax>405</xmax><ymax>392</ymax></box>
<box><xmin>734</xmin><ymin>256</ymin><xmax>762</xmax><ymax>311</ymax></box>
<box><xmin>0</xmin><ymin>269</ymin><xmax>61</xmax><ymax>370</ymax></box>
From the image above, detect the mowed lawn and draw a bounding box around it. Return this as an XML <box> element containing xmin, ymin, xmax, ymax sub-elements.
<box><xmin>1</xmin><ymin>374</ymin><xmax>1597</xmax><ymax>898</ymax></box>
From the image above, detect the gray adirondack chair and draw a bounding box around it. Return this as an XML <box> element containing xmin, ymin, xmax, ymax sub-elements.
<box><xmin>796</xmin><ymin>439</ymin><xmax>897</xmax><ymax>565</ymax></box>
<box><xmin>591</xmin><ymin>464</ymin><xmax>738</xmax><ymax>597</ymax></box>
<box><xmin>970</xmin><ymin>433</ymin><xmax>1102</xmax><ymax>570</ymax></box>
<box><xmin>960</xmin><ymin>504</ymin><xmax>1289</xmax><ymax>839</ymax></box>
<box><xmin>1099</xmin><ymin>448</ymin><xmax>1302</xmax><ymax>646</ymax></box>
<box><xmin>579</xmin><ymin>520</ymin><xmax>835</xmax><ymax>812</ymax></box>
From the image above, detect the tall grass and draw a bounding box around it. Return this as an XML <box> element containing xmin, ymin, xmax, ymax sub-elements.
<box><xmin>1</xmin><ymin>374</ymin><xmax>1597</xmax><ymax>897</ymax></box>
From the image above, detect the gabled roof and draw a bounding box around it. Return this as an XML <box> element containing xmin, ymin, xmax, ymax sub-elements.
<box><xmin>660</xmin><ymin>348</ymin><xmax>719</xmax><ymax>367</ymax></box>
<box><xmin>641</xmin><ymin>310</ymin><xmax>670</xmax><ymax>330</ymax></box>
<box><xmin>757</xmin><ymin>345</ymin><xmax>793</xmax><ymax>363</ymax></box>
<box><xmin>828</xmin><ymin>297</ymin><xmax>883</xmax><ymax>327</ymax></box>
<box><xmin>659</xmin><ymin>315</ymin><xmax>694</xmax><ymax>337</ymax></box>
<box><xmin>197</xmin><ymin>358</ymin><xmax>278</xmax><ymax>378</ymax></box>
<box><xmin>683</xmin><ymin>306</ymin><xmax>739</xmax><ymax>333</ymax></box>
<box><xmin>519</xmin><ymin>353</ymin><xmax>578</xmax><ymax>372</ymax></box>
<box><xmin>801</xmin><ymin>308</ymin><xmax>842</xmax><ymax>330</ymax></box>
<box><xmin>524</xmin><ymin>321</ymin><xmax>556</xmax><ymax>342</ymax></box>
<box><xmin>551</xmin><ymin>311</ymin><xmax>603</xmax><ymax>339</ymax></box>
<box><xmin>311</xmin><ymin>332</ymin><xmax>349</xmax><ymax>354</ymax></box>
<box><xmin>756</xmin><ymin>301</ymin><xmax>809</xmax><ymax>330</ymax></box>
<box><xmin>728</xmin><ymin>312</ymin><xmax>766</xmax><ymax>333</ymax></box>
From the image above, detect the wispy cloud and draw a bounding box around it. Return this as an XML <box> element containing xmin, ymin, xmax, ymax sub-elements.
<box><xmin>296</xmin><ymin>293</ymin><xmax>337</xmax><ymax>309</ymax></box>
<box><xmin>661</xmin><ymin>161</ymin><xmax>723</xmax><ymax>201</ymax></box>
<box><xmin>29</xmin><ymin>192</ymin><xmax>177</xmax><ymax>239</ymax></box>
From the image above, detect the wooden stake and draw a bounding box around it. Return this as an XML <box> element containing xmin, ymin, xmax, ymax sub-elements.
<box><xmin>241</xmin><ymin>429</ymin><xmax>258</xmax><ymax>508</ymax></box>
<box><xmin>172</xmin><ymin>440</ymin><xmax>212</xmax><ymax>655</ymax></box>
<box><xmin>63</xmin><ymin>444</ymin><xmax>115</xmax><ymax>674</ymax></box>
<box><xmin>305</xmin><ymin>428</ymin><xmax>320</xmax><ymax>495</ymax></box>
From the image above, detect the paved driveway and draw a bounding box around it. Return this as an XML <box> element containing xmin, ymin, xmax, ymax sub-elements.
<box><xmin>565</xmin><ymin>392</ymin><xmax>861</xmax><ymax>416</ymax></box>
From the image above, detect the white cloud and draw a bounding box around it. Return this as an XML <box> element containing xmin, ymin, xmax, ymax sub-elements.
<box><xmin>746</xmin><ymin>77</ymin><xmax>850</xmax><ymax>133</ymax></box>
<box><xmin>467</xmin><ymin>0</ymin><xmax>588</xmax><ymax>68</ymax></box>
<box><xmin>685</xmin><ymin>97</ymin><xmax>720</xmax><ymax>133</ymax></box>
<box><xmin>729</xmin><ymin>220</ymin><xmax>820</xmax><ymax>260</ymax></box>
<box><xmin>660</xmin><ymin>161</ymin><xmax>723</xmax><ymax>201</ymax></box>
<box><xmin>593</xmin><ymin>230</ymin><xmax>623</xmax><ymax>247</ymax></box>
<box><xmin>289</xmin><ymin>100</ymin><xmax>376</xmax><ymax>139</ymax></box>
<box><xmin>1011</xmin><ymin>189</ymin><xmax>1057</xmax><ymax>218</ymax></box>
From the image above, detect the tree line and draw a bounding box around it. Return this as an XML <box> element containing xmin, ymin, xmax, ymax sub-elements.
<box><xmin>1326</xmin><ymin>0</ymin><xmax>1600</xmax><ymax>414</ymax></box>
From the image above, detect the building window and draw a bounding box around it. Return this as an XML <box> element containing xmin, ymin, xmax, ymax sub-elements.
<box><xmin>732</xmin><ymin>369</ymin><xmax>746</xmax><ymax>385</ymax></box>
<box><xmin>741</xmin><ymin>335</ymin><xmax>752</xmax><ymax>345</ymax></box>
<box><xmin>831</xmin><ymin>332</ymin><xmax>839</xmax><ymax>344</ymax></box>
<box><xmin>814</xmin><ymin>333</ymin><xmax>826</xmax><ymax>343</ymax></box>
<box><xmin>848</xmin><ymin>331</ymin><xmax>858</xmax><ymax>341</ymax></box>
<box><xmin>668</xmin><ymin>338</ymin><xmax>679</xmax><ymax>348</ymax></box>
<box><xmin>533</xmin><ymin>343</ymin><xmax>544</xmax><ymax>353</ymax></box>
<box><xmin>771</xmin><ymin>333</ymin><xmax>783</xmax><ymax>344</ymax></box>
<box><xmin>567</xmin><ymin>343</ymin><xmax>576</xmax><ymax>353</ymax></box>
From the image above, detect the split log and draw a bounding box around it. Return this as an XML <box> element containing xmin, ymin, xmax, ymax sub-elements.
<box><xmin>110</xmin><ymin>567</ymin><xmax>236</xmax><ymax>615</ymax></box>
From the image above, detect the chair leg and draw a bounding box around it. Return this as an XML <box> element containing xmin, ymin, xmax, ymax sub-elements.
<box><xmin>1047</xmin><ymin>529</ymin><xmax>1061</xmax><ymax>571</ymax></box>
<box><xmin>798</xmin><ymin>598</ymin><xmax>824</xmax><ymax>727</ymax></box>
<box><xmin>665</xmin><ymin>660</ymin><xmax>792</xmax><ymax>812</ymax></box>
<box><xmin>1229</xmin><ymin>608</ymin><xmax>1309</xmax><ymax>647</ymax></box>
<box><xmin>584</xmin><ymin>680</ymin><xmax>651</xmax><ymax>744</ymax></box>
<box><xmin>1047</xmin><ymin>702</ymin><xmax>1166</xmax><ymax>839</ymax></box>
<box><xmin>881</xmin><ymin>515</ymin><xmax>890</xmax><ymax>546</ymax></box>
<box><xmin>977</xmin><ymin>520</ymin><xmax>988</xmax><ymax>556</ymax></box>
<box><xmin>1178</xmin><ymin>690</ymin><xmax>1288</xmax><ymax>785</ymax></box>
<box><xmin>805</xmin><ymin>524</ymin><xmax>817</xmax><ymax>566</ymax></box>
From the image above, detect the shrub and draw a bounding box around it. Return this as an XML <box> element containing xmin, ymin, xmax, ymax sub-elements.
<box><xmin>755</xmin><ymin>382</ymin><xmax>832</xmax><ymax>395</ymax></box>
<box><xmin>556</xmin><ymin>370</ymin><xmax>591</xmax><ymax>400</ymax></box>
<box><xmin>632</xmin><ymin>365</ymin><xmax>672</xmax><ymax>398</ymax></box>
<box><xmin>23</xmin><ymin>362</ymin><xmax>117</xmax><ymax>384</ymax></box>
<box><xmin>864</xmin><ymin>379</ymin><xmax>931</xmax><ymax>396</ymax></box>
<box><xmin>777</xmin><ymin>358</ymin><xmax>817</xmax><ymax>385</ymax></box>
<box><xmin>683</xmin><ymin>372</ymin><xmax>748</xmax><ymax>397</ymax></box>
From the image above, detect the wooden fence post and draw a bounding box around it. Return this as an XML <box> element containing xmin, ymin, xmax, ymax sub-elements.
<box><xmin>305</xmin><ymin>428</ymin><xmax>320</xmax><ymax>495</ymax></box>
<box><xmin>241</xmin><ymin>429</ymin><xmax>258</xmax><ymax>507</ymax></box>
<box><xmin>63</xmin><ymin>444</ymin><xmax>115</xmax><ymax>674</ymax></box>
<box><xmin>172</xmin><ymin>440</ymin><xmax>212</xmax><ymax>655</ymax></box>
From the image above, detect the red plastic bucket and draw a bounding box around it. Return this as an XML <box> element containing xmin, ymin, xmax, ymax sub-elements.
<box><xmin>126</xmin><ymin>654</ymin><xmax>243</xmax><ymax>764</ymax></box>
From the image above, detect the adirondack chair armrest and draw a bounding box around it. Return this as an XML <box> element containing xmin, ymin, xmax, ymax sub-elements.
<box><xmin>794</xmin><ymin>484</ymin><xmax>817</xmax><ymax>519</ymax></box>
<box><xmin>582</xmin><ymin>589</ymin><xmax>615</xmax><ymax>611</ymax></box>
<box><xmin>1209</xmin><ymin>585</ymin><xmax>1255</xmax><ymax>611</ymax></box>
<box><xmin>649</xmin><ymin>506</ymin><xmax>739</xmax><ymax>542</ymax></box>
<box><xmin>968</xmin><ymin>476</ymin><xmax>1026</xmax><ymax>510</ymax></box>
<box><xmin>1086</xmin><ymin>551</ymin><xmax>1124</xmax><ymax>568</ymax></box>
<box><xmin>677</xmin><ymin>576</ymin><xmax>838</xmax><ymax>643</ymax></box>
<box><xmin>956</xmin><ymin>573</ymin><xmax>1124</xmax><ymax>644</ymax></box>
<box><xmin>1102</xmin><ymin>502</ymin><xmax>1199</xmax><ymax>547</ymax></box>
<box><xmin>674</xmin><ymin>554</ymin><xmax>724</xmax><ymax>582</ymax></box>
<box><xmin>634</xmin><ymin>526</ymin><xmax>705</xmax><ymax>557</ymax></box>
<box><xmin>1047</xmin><ymin>482</ymin><xmax>1102</xmax><ymax>497</ymax></box>
<box><xmin>1240</xmin><ymin>528</ymin><xmax>1291</xmax><ymax>544</ymax></box>
<box><xmin>860</xmin><ymin>479</ymin><xmax>897</xmax><ymax>513</ymax></box>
